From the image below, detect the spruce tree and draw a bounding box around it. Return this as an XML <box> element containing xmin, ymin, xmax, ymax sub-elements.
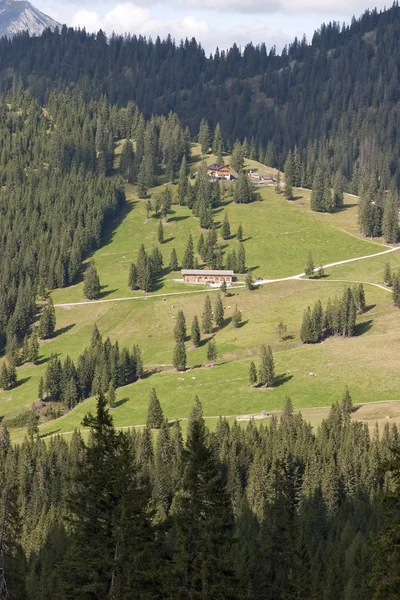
<box><xmin>258</xmin><ymin>344</ymin><xmax>275</xmax><ymax>387</ymax></box>
<box><xmin>198</xmin><ymin>119</ymin><xmax>211</xmax><ymax>155</ymax></box>
<box><xmin>384</xmin><ymin>260</ymin><xmax>393</xmax><ymax>286</ymax></box>
<box><xmin>212</xmin><ymin>123</ymin><xmax>224</xmax><ymax>163</ymax></box>
<box><xmin>169</xmin><ymin>248</ymin><xmax>178</xmax><ymax>272</ymax></box>
<box><xmin>173</xmin><ymin>341</ymin><xmax>187</xmax><ymax>371</ymax></box>
<box><xmin>191</xmin><ymin>315</ymin><xmax>201</xmax><ymax>348</ymax></box>
<box><xmin>172</xmin><ymin>397</ymin><xmax>237</xmax><ymax>599</ymax></box>
<box><xmin>202</xmin><ymin>295</ymin><xmax>213</xmax><ymax>334</ymax></box>
<box><xmin>220</xmin><ymin>280</ymin><xmax>228</xmax><ymax>295</ymax></box>
<box><xmin>158</xmin><ymin>220</ymin><xmax>164</xmax><ymax>244</ymax></box>
<box><xmin>284</xmin><ymin>182</ymin><xmax>294</xmax><ymax>200</ymax></box>
<box><xmin>237</xmin><ymin>242</ymin><xmax>246</xmax><ymax>273</ymax></box>
<box><xmin>39</xmin><ymin>298</ymin><xmax>56</xmax><ymax>339</ymax></box>
<box><xmin>300</xmin><ymin>307</ymin><xmax>313</xmax><ymax>343</ymax></box>
<box><xmin>137</xmin><ymin>159</ymin><xmax>148</xmax><ymax>198</ymax></box>
<box><xmin>147</xmin><ymin>388</ymin><xmax>164</xmax><ymax>429</ymax></box>
<box><xmin>221</xmin><ymin>213</ymin><xmax>231</xmax><ymax>240</ymax></box>
<box><xmin>174</xmin><ymin>310</ymin><xmax>187</xmax><ymax>342</ymax></box>
<box><xmin>182</xmin><ymin>234</ymin><xmax>194</xmax><ymax>270</ymax></box>
<box><xmin>249</xmin><ymin>361</ymin><xmax>257</xmax><ymax>386</ymax></box>
<box><xmin>231</xmin><ymin>140</ymin><xmax>244</xmax><ymax>173</ymax></box>
<box><xmin>128</xmin><ymin>263</ymin><xmax>138</xmax><ymax>290</ymax></box>
<box><xmin>305</xmin><ymin>252</ymin><xmax>315</xmax><ymax>278</ymax></box>
<box><xmin>237</xmin><ymin>223</ymin><xmax>243</xmax><ymax>241</ymax></box>
<box><xmin>245</xmin><ymin>271</ymin><xmax>254</xmax><ymax>290</ymax></box>
<box><xmin>393</xmin><ymin>272</ymin><xmax>400</xmax><ymax>308</ymax></box>
<box><xmin>178</xmin><ymin>156</ymin><xmax>189</xmax><ymax>206</ymax></box>
<box><xmin>214</xmin><ymin>295</ymin><xmax>224</xmax><ymax>329</ymax></box>
<box><xmin>232</xmin><ymin>305</ymin><xmax>242</xmax><ymax>328</ymax></box>
<box><xmin>83</xmin><ymin>261</ymin><xmax>101</xmax><ymax>300</ymax></box>
<box><xmin>383</xmin><ymin>191</ymin><xmax>399</xmax><ymax>244</ymax></box>
<box><xmin>207</xmin><ymin>339</ymin><xmax>218</xmax><ymax>364</ymax></box>
<box><xmin>107</xmin><ymin>383</ymin><xmax>116</xmax><ymax>408</ymax></box>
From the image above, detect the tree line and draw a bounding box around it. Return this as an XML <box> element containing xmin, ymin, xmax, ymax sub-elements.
<box><xmin>0</xmin><ymin>388</ymin><xmax>399</xmax><ymax>598</ymax></box>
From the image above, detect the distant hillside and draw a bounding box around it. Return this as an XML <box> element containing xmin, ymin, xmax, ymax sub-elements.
<box><xmin>0</xmin><ymin>5</ymin><xmax>399</xmax><ymax>190</ymax></box>
<box><xmin>0</xmin><ymin>0</ymin><xmax>59</xmax><ymax>37</ymax></box>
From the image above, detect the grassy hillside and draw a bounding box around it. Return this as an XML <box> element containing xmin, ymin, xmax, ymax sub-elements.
<box><xmin>3</xmin><ymin>146</ymin><xmax>400</xmax><ymax>443</ymax></box>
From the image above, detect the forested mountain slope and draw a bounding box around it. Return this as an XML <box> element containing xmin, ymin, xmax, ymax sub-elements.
<box><xmin>1</xmin><ymin>5</ymin><xmax>400</xmax><ymax>187</ymax></box>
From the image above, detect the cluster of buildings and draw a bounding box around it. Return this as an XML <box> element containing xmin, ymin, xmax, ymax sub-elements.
<box><xmin>206</xmin><ymin>163</ymin><xmax>277</xmax><ymax>187</ymax></box>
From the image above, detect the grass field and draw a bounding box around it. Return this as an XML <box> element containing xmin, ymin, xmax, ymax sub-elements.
<box><xmin>3</xmin><ymin>146</ymin><xmax>400</xmax><ymax>442</ymax></box>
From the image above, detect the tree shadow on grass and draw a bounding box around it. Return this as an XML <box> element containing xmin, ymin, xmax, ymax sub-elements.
<box><xmin>12</xmin><ymin>377</ymin><xmax>31</xmax><ymax>390</ymax></box>
<box><xmin>249</xmin><ymin>266</ymin><xmax>260</xmax><ymax>273</ymax></box>
<box><xmin>40</xmin><ymin>429</ymin><xmax>61</xmax><ymax>439</ymax></box>
<box><xmin>168</xmin><ymin>214</ymin><xmax>190</xmax><ymax>223</ymax></box>
<box><xmin>235</xmin><ymin>319</ymin><xmax>249</xmax><ymax>329</ymax></box>
<box><xmin>163</xmin><ymin>237</ymin><xmax>175</xmax><ymax>244</ymax></box>
<box><xmin>354</xmin><ymin>320</ymin><xmax>373</xmax><ymax>337</ymax></box>
<box><xmin>53</xmin><ymin>324</ymin><xmax>75</xmax><ymax>338</ymax></box>
<box><xmin>112</xmin><ymin>398</ymin><xmax>129</xmax><ymax>409</ymax></box>
<box><xmin>274</xmin><ymin>373</ymin><xmax>294</xmax><ymax>387</ymax></box>
<box><xmin>98</xmin><ymin>286</ymin><xmax>118</xmax><ymax>299</ymax></box>
<box><xmin>282</xmin><ymin>334</ymin><xmax>295</xmax><ymax>342</ymax></box>
<box><xmin>197</xmin><ymin>336</ymin><xmax>213</xmax><ymax>348</ymax></box>
<box><xmin>364</xmin><ymin>304</ymin><xmax>376</xmax><ymax>313</ymax></box>
<box><xmin>36</xmin><ymin>355</ymin><xmax>51</xmax><ymax>366</ymax></box>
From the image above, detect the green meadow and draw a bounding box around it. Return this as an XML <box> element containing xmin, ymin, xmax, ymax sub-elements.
<box><xmin>3</xmin><ymin>148</ymin><xmax>400</xmax><ymax>442</ymax></box>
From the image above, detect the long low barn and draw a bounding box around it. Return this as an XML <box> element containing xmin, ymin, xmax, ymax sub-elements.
<box><xmin>181</xmin><ymin>269</ymin><xmax>234</xmax><ymax>284</ymax></box>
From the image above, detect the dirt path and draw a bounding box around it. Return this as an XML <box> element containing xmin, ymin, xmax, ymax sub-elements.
<box><xmin>54</xmin><ymin>246</ymin><xmax>400</xmax><ymax>308</ymax></box>
<box><xmin>40</xmin><ymin>400</ymin><xmax>400</xmax><ymax>440</ymax></box>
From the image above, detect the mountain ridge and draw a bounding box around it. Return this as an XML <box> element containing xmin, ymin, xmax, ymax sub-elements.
<box><xmin>0</xmin><ymin>0</ymin><xmax>60</xmax><ymax>37</ymax></box>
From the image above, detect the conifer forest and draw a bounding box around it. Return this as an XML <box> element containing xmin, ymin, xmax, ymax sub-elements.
<box><xmin>1</xmin><ymin>3</ymin><xmax>400</xmax><ymax>599</ymax></box>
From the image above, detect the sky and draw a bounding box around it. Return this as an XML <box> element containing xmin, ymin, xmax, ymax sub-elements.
<box><xmin>35</xmin><ymin>0</ymin><xmax>391</xmax><ymax>53</ymax></box>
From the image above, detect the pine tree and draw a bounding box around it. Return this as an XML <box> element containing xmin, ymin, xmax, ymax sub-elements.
<box><xmin>169</xmin><ymin>247</ymin><xmax>178</xmax><ymax>272</ymax></box>
<box><xmin>129</xmin><ymin>264</ymin><xmax>139</xmax><ymax>292</ymax></box>
<box><xmin>38</xmin><ymin>298</ymin><xmax>56</xmax><ymax>339</ymax></box>
<box><xmin>284</xmin><ymin>150</ymin><xmax>294</xmax><ymax>187</ymax></box>
<box><xmin>221</xmin><ymin>213</ymin><xmax>231</xmax><ymax>240</ymax></box>
<box><xmin>393</xmin><ymin>272</ymin><xmax>400</xmax><ymax>308</ymax></box>
<box><xmin>173</xmin><ymin>341</ymin><xmax>187</xmax><ymax>371</ymax></box>
<box><xmin>284</xmin><ymin>182</ymin><xmax>294</xmax><ymax>200</ymax></box>
<box><xmin>310</xmin><ymin>168</ymin><xmax>326</xmax><ymax>212</ymax></box>
<box><xmin>245</xmin><ymin>271</ymin><xmax>254</xmax><ymax>291</ymax></box>
<box><xmin>237</xmin><ymin>242</ymin><xmax>246</xmax><ymax>273</ymax></box>
<box><xmin>333</xmin><ymin>172</ymin><xmax>345</xmax><ymax>208</ymax></box>
<box><xmin>249</xmin><ymin>361</ymin><xmax>257</xmax><ymax>386</ymax></box>
<box><xmin>38</xmin><ymin>376</ymin><xmax>44</xmax><ymax>400</ymax></box>
<box><xmin>237</xmin><ymin>223</ymin><xmax>243</xmax><ymax>241</ymax></box>
<box><xmin>198</xmin><ymin>119</ymin><xmax>211</xmax><ymax>155</ymax></box>
<box><xmin>158</xmin><ymin>220</ymin><xmax>164</xmax><ymax>244</ymax></box>
<box><xmin>301</xmin><ymin>307</ymin><xmax>313</xmax><ymax>343</ymax></box>
<box><xmin>174</xmin><ymin>310</ymin><xmax>187</xmax><ymax>342</ymax></box>
<box><xmin>178</xmin><ymin>156</ymin><xmax>189</xmax><ymax>206</ymax></box>
<box><xmin>231</xmin><ymin>140</ymin><xmax>244</xmax><ymax>173</ymax></box>
<box><xmin>191</xmin><ymin>315</ymin><xmax>201</xmax><ymax>348</ymax></box>
<box><xmin>27</xmin><ymin>330</ymin><xmax>39</xmax><ymax>364</ymax></box>
<box><xmin>83</xmin><ymin>261</ymin><xmax>101</xmax><ymax>300</ymax></box>
<box><xmin>147</xmin><ymin>388</ymin><xmax>164</xmax><ymax>429</ymax></box>
<box><xmin>214</xmin><ymin>295</ymin><xmax>224</xmax><ymax>329</ymax></box>
<box><xmin>212</xmin><ymin>123</ymin><xmax>224</xmax><ymax>163</ymax></box>
<box><xmin>384</xmin><ymin>260</ymin><xmax>393</xmax><ymax>286</ymax></box>
<box><xmin>172</xmin><ymin>397</ymin><xmax>237</xmax><ymax>599</ymax></box>
<box><xmin>202</xmin><ymin>295</ymin><xmax>213</xmax><ymax>334</ymax></box>
<box><xmin>276</xmin><ymin>321</ymin><xmax>287</xmax><ymax>340</ymax></box>
<box><xmin>232</xmin><ymin>305</ymin><xmax>242</xmax><ymax>328</ymax></box>
<box><xmin>27</xmin><ymin>404</ymin><xmax>40</xmax><ymax>439</ymax></box>
<box><xmin>207</xmin><ymin>339</ymin><xmax>218</xmax><ymax>364</ymax></box>
<box><xmin>107</xmin><ymin>383</ymin><xmax>116</xmax><ymax>408</ymax></box>
<box><xmin>137</xmin><ymin>158</ymin><xmax>148</xmax><ymax>198</ymax></box>
<box><xmin>182</xmin><ymin>235</ymin><xmax>194</xmax><ymax>270</ymax></box>
<box><xmin>258</xmin><ymin>344</ymin><xmax>275</xmax><ymax>387</ymax></box>
<box><xmin>383</xmin><ymin>191</ymin><xmax>399</xmax><ymax>244</ymax></box>
<box><xmin>220</xmin><ymin>280</ymin><xmax>228</xmax><ymax>295</ymax></box>
<box><xmin>305</xmin><ymin>252</ymin><xmax>315</xmax><ymax>278</ymax></box>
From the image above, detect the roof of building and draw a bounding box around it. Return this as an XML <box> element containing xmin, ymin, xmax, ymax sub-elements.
<box><xmin>207</xmin><ymin>163</ymin><xmax>225</xmax><ymax>171</ymax></box>
<box><xmin>182</xmin><ymin>269</ymin><xmax>234</xmax><ymax>276</ymax></box>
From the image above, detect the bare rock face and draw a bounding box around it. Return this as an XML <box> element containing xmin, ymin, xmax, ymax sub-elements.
<box><xmin>0</xmin><ymin>0</ymin><xmax>60</xmax><ymax>38</ymax></box>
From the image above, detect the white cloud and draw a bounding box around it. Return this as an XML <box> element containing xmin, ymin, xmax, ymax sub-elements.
<box><xmin>71</xmin><ymin>2</ymin><xmax>210</xmax><ymax>42</ymax></box>
<box><xmin>175</xmin><ymin>0</ymin><xmax>388</xmax><ymax>15</ymax></box>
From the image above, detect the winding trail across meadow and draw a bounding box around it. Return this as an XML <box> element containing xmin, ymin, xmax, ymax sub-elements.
<box><xmin>55</xmin><ymin>245</ymin><xmax>400</xmax><ymax>308</ymax></box>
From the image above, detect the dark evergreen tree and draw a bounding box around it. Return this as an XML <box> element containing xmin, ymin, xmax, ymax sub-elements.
<box><xmin>169</xmin><ymin>248</ymin><xmax>178</xmax><ymax>272</ymax></box>
<box><xmin>173</xmin><ymin>341</ymin><xmax>187</xmax><ymax>371</ymax></box>
<box><xmin>305</xmin><ymin>252</ymin><xmax>315</xmax><ymax>278</ymax></box>
<box><xmin>258</xmin><ymin>344</ymin><xmax>275</xmax><ymax>387</ymax></box>
<box><xmin>158</xmin><ymin>220</ymin><xmax>164</xmax><ymax>244</ymax></box>
<box><xmin>237</xmin><ymin>243</ymin><xmax>246</xmax><ymax>273</ymax></box>
<box><xmin>174</xmin><ymin>310</ymin><xmax>187</xmax><ymax>343</ymax></box>
<box><xmin>249</xmin><ymin>361</ymin><xmax>257</xmax><ymax>386</ymax></box>
<box><xmin>221</xmin><ymin>213</ymin><xmax>231</xmax><ymax>240</ymax></box>
<box><xmin>207</xmin><ymin>339</ymin><xmax>218</xmax><ymax>364</ymax></box>
<box><xmin>182</xmin><ymin>235</ymin><xmax>194</xmax><ymax>270</ymax></box>
<box><xmin>232</xmin><ymin>305</ymin><xmax>242</xmax><ymax>328</ymax></box>
<box><xmin>147</xmin><ymin>388</ymin><xmax>164</xmax><ymax>429</ymax></box>
<box><xmin>83</xmin><ymin>262</ymin><xmax>101</xmax><ymax>300</ymax></box>
<box><xmin>214</xmin><ymin>295</ymin><xmax>224</xmax><ymax>329</ymax></box>
<box><xmin>202</xmin><ymin>295</ymin><xmax>213</xmax><ymax>334</ymax></box>
<box><xmin>191</xmin><ymin>315</ymin><xmax>201</xmax><ymax>348</ymax></box>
